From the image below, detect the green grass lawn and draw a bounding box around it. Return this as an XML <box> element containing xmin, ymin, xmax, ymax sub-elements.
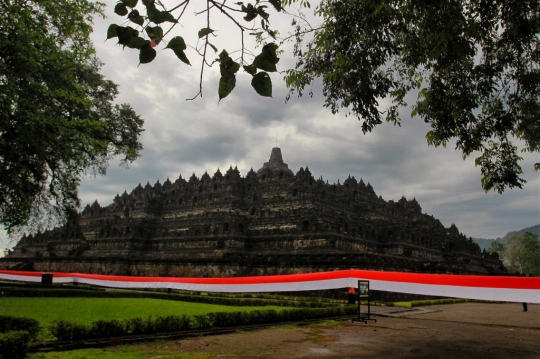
<box><xmin>0</xmin><ymin>297</ymin><xmax>291</xmax><ymax>327</ymax></box>
<box><xmin>30</xmin><ymin>344</ymin><xmax>215</xmax><ymax>359</ymax></box>
<box><xmin>28</xmin><ymin>322</ymin><xmax>342</xmax><ymax>359</ymax></box>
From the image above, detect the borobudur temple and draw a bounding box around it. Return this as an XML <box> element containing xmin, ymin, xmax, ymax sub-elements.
<box><xmin>2</xmin><ymin>147</ymin><xmax>504</xmax><ymax>276</ymax></box>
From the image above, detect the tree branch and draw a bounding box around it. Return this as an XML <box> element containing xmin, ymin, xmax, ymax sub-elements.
<box><xmin>187</xmin><ymin>0</ymin><xmax>211</xmax><ymax>100</ymax></box>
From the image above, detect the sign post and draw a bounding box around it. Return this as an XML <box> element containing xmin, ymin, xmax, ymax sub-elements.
<box><xmin>41</xmin><ymin>273</ymin><xmax>53</xmax><ymax>285</ymax></box>
<box><xmin>352</xmin><ymin>280</ymin><xmax>377</xmax><ymax>323</ymax></box>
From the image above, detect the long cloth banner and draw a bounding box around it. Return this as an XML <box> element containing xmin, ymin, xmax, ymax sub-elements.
<box><xmin>0</xmin><ymin>269</ymin><xmax>538</xmax><ymax>303</ymax></box>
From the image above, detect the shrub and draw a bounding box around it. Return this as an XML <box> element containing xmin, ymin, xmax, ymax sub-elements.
<box><xmin>154</xmin><ymin>315</ymin><xmax>190</xmax><ymax>333</ymax></box>
<box><xmin>0</xmin><ymin>330</ymin><xmax>31</xmax><ymax>359</ymax></box>
<box><xmin>125</xmin><ymin>317</ymin><xmax>152</xmax><ymax>335</ymax></box>
<box><xmin>0</xmin><ymin>316</ymin><xmax>40</xmax><ymax>341</ymax></box>
<box><xmin>49</xmin><ymin>320</ymin><xmax>89</xmax><ymax>341</ymax></box>
<box><xmin>89</xmin><ymin>320</ymin><xmax>125</xmax><ymax>338</ymax></box>
<box><xmin>48</xmin><ymin>305</ymin><xmax>357</xmax><ymax>341</ymax></box>
<box><xmin>192</xmin><ymin>314</ymin><xmax>212</xmax><ymax>329</ymax></box>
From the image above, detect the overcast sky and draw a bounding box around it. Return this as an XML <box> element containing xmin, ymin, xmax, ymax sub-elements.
<box><xmin>1</xmin><ymin>1</ymin><xmax>538</xmax><ymax>250</ymax></box>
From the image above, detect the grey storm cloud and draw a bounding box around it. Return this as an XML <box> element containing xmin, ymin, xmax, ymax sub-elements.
<box><xmin>1</xmin><ymin>0</ymin><xmax>538</xmax><ymax>250</ymax></box>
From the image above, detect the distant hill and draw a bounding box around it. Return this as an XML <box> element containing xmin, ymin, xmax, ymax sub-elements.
<box><xmin>472</xmin><ymin>223</ymin><xmax>540</xmax><ymax>250</ymax></box>
<box><xmin>472</xmin><ymin>237</ymin><xmax>501</xmax><ymax>251</ymax></box>
<box><xmin>500</xmin><ymin>224</ymin><xmax>540</xmax><ymax>243</ymax></box>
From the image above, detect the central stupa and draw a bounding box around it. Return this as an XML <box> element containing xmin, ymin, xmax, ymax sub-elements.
<box><xmin>256</xmin><ymin>147</ymin><xmax>294</xmax><ymax>178</ymax></box>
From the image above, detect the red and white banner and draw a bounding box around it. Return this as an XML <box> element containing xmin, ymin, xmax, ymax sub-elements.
<box><xmin>0</xmin><ymin>269</ymin><xmax>538</xmax><ymax>303</ymax></box>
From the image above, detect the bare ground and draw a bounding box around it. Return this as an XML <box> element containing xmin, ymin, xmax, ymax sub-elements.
<box><xmin>155</xmin><ymin>302</ymin><xmax>540</xmax><ymax>359</ymax></box>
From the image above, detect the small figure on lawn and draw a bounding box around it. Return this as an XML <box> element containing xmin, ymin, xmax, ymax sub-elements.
<box><xmin>348</xmin><ymin>287</ymin><xmax>356</xmax><ymax>304</ymax></box>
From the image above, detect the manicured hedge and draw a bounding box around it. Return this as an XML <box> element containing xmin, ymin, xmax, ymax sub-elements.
<box><xmin>0</xmin><ymin>316</ymin><xmax>40</xmax><ymax>340</ymax></box>
<box><xmin>0</xmin><ymin>330</ymin><xmax>31</xmax><ymax>359</ymax></box>
<box><xmin>0</xmin><ymin>316</ymin><xmax>40</xmax><ymax>359</ymax></box>
<box><xmin>409</xmin><ymin>298</ymin><xmax>482</xmax><ymax>307</ymax></box>
<box><xmin>146</xmin><ymin>289</ymin><xmax>346</xmax><ymax>304</ymax></box>
<box><xmin>49</xmin><ymin>320</ymin><xmax>89</xmax><ymax>342</ymax></box>
<box><xmin>0</xmin><ymin>288</ymin><xmax>116</xmax><ymax>298</ymax></box>
<box><xmin>0</xmin><ymin>282</ymin><xmax>104</xmax><ymax>291</ymax></box>
<box><xmin>50</xmin><ymin>306</ymin><xmax>357</xmax><ymax>341</ymax></box>
<box><xmin>0</xmin><ymin>287</ymin><xmax>332</xmax><ymax>308</ymax></box>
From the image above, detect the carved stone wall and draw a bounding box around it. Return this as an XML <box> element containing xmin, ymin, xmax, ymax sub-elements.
<box><xmin>2</xmin><ymin>148</ymin><xmax>504</xmax><ymax>276</ymax></box>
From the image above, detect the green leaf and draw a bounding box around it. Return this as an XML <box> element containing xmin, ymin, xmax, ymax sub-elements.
<box><xmin>165</xmin><ymin>37</ymin><xmax>190</xmax><ymax>65</ymax></box>
<box><xmin>127</xmin><ymin>36</ymin><xmax>147</xmax><ymax>49</ymax></box>
<box><xmin>114</xmin><ymin>3</ymin><xmax>128</xmax><ymax>16</ymax></box>
<box><xmin>173</xmin><ymin>49</ymin><xmax>191</xmax><ymax>65</ymax></box>
<box><xmin>145</xmin><ymin>26</ymin><xmax>163</xmax><ymax>44</ymax></box>
<box><xmin>242</xmin><ymin>4</ymin><xmax>258</xmax><ymax>21</ymax></box>
<box><xmin>122</xmin><ymin>0</ymin><xmax>138</xmax><ymax>8</ymax></box>
<box><xmin>147</xmin><ymin>7</ymin><xmax>176</xmax><ymax>24</ymax></box>
<box><xmin>218</xmin><ymin>50</ymin><xmax>240</xmax><ymax>77</ymax></box>
<box><xmin>157</xmin><ymin>11</ymin><xmax>176</xmax><ymax>23</ymax></box>
<box><xmin>106</xmin><ymin>24</ymin><xmax>119</xmax><ymax>40</ymax></box>
<box><xmin>257</xmin><ymin>6</ymin><xmax>270</xmax><ymax>20</ymax></box>
<box><xmin>208</xmin><ymin>43</ymin><xmax>218</xmax><ymax>52</ymax></box>
<box><xmin>146</xmin><ymin>6</ymin><xmax>160</xmax><ymax>22</ymax></box>
<box><xmin>243</xmin><ymin>64</ymin><xmax>257</xmax><ymax>75</ymax></box>
<box><xmin>116</xmin><ymin>26</ymin><xmax>138</xmax><ymax>46</ymax></box>
<box><xmin>217</xmin><ymin>50</ymin><xmax>240</xmax><ymax>100</ymax></box>
<box><xmin>198</xmin><ymin>28</ymin><xmax>214</xmax><ymax>38</ymax></box>
<box><xmin>251</xmin><ymin>72</ymin><xmax>272</xmax><ymax>97</ymax></box>
<box><xmin>219</xmin><ymin>75</ymin><xmax>236</xmax><ymax>100</ymax></box>
<box><xmin>165</xmin><ymin>36</ymin><xmax>187</xmax><ymax>51</ymax></box>
<box><xmin>244</xmin><ymin>13</ymin><xmax>258</xmax><ymax>21</ymax></box>
<box><xmin>252</xmin><ymin>43</ymin><xmax>279</xmax><ymax>72</ymax></box>
<box><xmin>139</xmin><ymin>42</ymin><xmax>156</xmax><ymax>64</ymax></box>
<box><xmin>269</xmin><ymin>0</ymin><xmax>282</xmax><ymax>11</ymax></box>
<box><xmin>128</xmin><ymin>10</ymin><xmax>144</xmax><ymax>26</ymax></box>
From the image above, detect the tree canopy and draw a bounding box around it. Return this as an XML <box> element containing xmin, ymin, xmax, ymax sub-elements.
<box><xmin>0</xmin><ymin>0</ymin><xmax>144</xmax><ymax>233</ymax></box>
<box><xmin>487</xmin><ymin>240</ymin><xmax>506</xmax><ymax>260</ymax></box>
<box><xmin>286</xmin><ymin>0</ymin><xmax>540</xmax><ymax>193</ymax></box>
<box><xmin>489</xmin><ymin>232</ymin><xmax>540</xmax><ymax>275</ymax></box>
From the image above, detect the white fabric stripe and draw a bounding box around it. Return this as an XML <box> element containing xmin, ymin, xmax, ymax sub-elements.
<box><xmin>51</xmin><ymin>277</ymin><xmax>76</xmax><ymax>284</ymax></box>
<box><xmin>1</xmin><ymin>273</ymin><xmax>538</xmax><ymax>303</ymax></box>
<box><xmin>74</xmin><ymin>278</ymin><xmax>354</xmax><ymax>293</ymax></box>
<box><xmin>73</xmin><ymin>277</ymin><xmax>539</xmax><ymax>303</ymax></box>
<box><xmin>369</xmin><ymin>280</ymin><xmax>539</xmax><ymax>303</ymax></box>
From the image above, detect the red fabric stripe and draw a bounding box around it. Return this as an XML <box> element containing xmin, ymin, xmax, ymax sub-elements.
<box><xmin>74</xmin><ymin>270</ymin><xmax>539</xmax><ymax>290</ymax></box>
<box><xmin>1</xmin><ymin>269</ymin><xmax>538</xmax><ymax>290</ymax></box>
<box><xmin>348</xmin><ymin>270</ymin><xmax>539</xmax><ymax>289</ymax></box>
<box><xmin>0</xmin><ymin>270</ymin><xmax>72</xmax><ymax>278</ymax></box>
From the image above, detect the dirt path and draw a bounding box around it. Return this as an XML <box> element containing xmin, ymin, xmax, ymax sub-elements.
<box><xmin>158</xmin><ymin>303</ymin><xmax>539</xmax><ymax>358</ymax></box>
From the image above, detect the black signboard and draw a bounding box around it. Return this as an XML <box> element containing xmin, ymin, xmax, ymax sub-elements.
<box><xmin>41</xmin><ymin>273</ymin><xmax>53</xmax><ymax>285</ymax></box>
<box><xmin>352</xmin><ymin>280</ymin><xmax>377</xmax><ymax>324</ymax></box>
<box><xmin>359</xmin><ymin>280</ymin><xmax>369</xmax><ymax>297</ymax></box>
